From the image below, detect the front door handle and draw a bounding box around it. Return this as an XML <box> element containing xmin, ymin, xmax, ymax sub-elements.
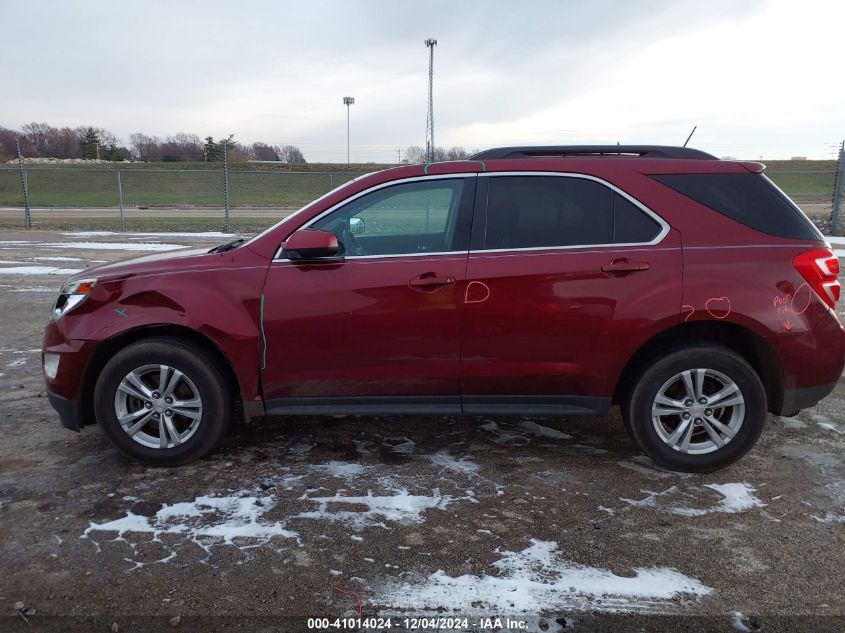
<box><xmin>409</xmin><ymin>273</ymin><xmax>456</xmax><ymax>290</ymax></box>
<box><xmin>601</xmin><ymin>259</ymin><xmax>650</xmax><ymax>274</ymax></box>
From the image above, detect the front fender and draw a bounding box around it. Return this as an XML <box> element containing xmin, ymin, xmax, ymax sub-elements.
<box><xmin>57</xmin><ymin>253</ymin><xmax>270</xmax><ymax>405</ymax></box>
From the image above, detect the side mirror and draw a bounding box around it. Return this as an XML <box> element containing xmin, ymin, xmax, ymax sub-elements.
<box><xmin>283</xmin><ymin>229</ymin><xmax>341</xmax><ymax>261</ymax></box>
<box><xmin>350</xmin><ymin>217</ymin><xmax>366</xmax><ymax>235</ymax></box>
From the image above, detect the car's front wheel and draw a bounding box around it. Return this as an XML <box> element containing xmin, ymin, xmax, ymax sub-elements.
<box><xmin>622</xmin><ymin>343</ymin><xmax>767</xmax><ymax>472</ymax></box>
<box><xmin>94</xmin><ymin>337</ymin><xmax>232</xmax><ymax>465</ymax></box>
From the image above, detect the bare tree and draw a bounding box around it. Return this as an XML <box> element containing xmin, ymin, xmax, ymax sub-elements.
<box><xmin>252</xmin><ymin>142</ymin><xmax>280</xmax><ymax>161</ymax></box>
<box><xmin>278</xmin><ymin>145</ymin><xmax>306</xmax><ymax>163</ymax></box>
<box><xmin>444</xmin><ymin>146</ymin><xmax>469</xmax><ymax>160</ymax></box>
<box><xmin>19</xmin><ymin>123</ymin><xmax>80</xmax><ymax>158</ymax></box>
<box><xmin>129</xmin><ymin>133</ymin><xmax>162</xmax><ymax>162</ymax></box>
<box><xmin>0</xmin><ymin>126</ymin><xmax>19</xmax><ymax>161</ymax></box>
<box><xmin>403</xmin><ymin>145</ymin><xmax>426</xmax><ymax>164</ymax></box>
<box><xmin>160</xmin><ymin>133</ymin><xmax>203</xmax><ymax>161</ymax></box>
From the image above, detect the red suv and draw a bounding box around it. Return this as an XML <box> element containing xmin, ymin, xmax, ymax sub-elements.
<box><xmin>42</xmin><ymin>145</ymin><xmax>844</xmax><ymax>471</ymax></box>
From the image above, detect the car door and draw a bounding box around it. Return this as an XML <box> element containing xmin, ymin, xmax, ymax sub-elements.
<box><xmin>260</xmin><ymin>175</ymin><xmax>476</xmax><ymax>414</ymax></box>
<box><xmin>460</xmin><ymin>172</ymin><xmax>683</xmax><ymax>415</ymax></box>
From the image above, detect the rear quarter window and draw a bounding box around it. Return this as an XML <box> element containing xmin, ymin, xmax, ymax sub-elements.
<box><xmin>652</xmin><ymin>173</ymin><xmax>823</xmax><ymax>241</ymax></box>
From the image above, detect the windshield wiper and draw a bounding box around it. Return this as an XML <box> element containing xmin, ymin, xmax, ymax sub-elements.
<box><xmin>208</xmin><ymin>238</ymin><xmax>244</xmax><ymax>254</ymax></box>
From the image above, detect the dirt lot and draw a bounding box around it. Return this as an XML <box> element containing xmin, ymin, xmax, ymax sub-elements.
<box><xmin>0</xmin><ymin>231</ymin><xmax>843</xmax><ymax>632</ymax></box>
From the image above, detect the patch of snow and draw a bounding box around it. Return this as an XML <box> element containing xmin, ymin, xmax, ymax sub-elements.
<box><xmin>519</xmin><ymin>419</ymin><xmax>572</xmax><ymax>440</ymax></box>
<box><xmin>622</xmin><ymin>483</ymin><xmax>765</xmax><ymax>516</ymax></box>
<box><xmin>40</xmin><ymin>241</ymin><xmax>184</xmax><ymax>251</ymax></box>
<box><xmin>314</xmin><ymin>461</ymin><xmax>371</xmax><ymax>479</ymax></box>
<box><xmin>288</xmin><ymin>441</ymin><xmax>315</xmax><ymax>455</ymax></box>
<box><xmin>12</xmin><ymin>286</ymin><xmax>55</xmax><ymax>292</ymax></box>
<box><xmin>295</xmin><ymin>488</ymin><xmax>470</xmax><ymax>530</ymax></box>
<box><xmin>84</xmin><ymin>491</ymin><xmax>298</xmax><ymax>547</ymax></box>
<box><xmin>423</xmin><ymin>451</ymin><xmax>479</xmax><ymax>476</ymax></box>
<box><xmin>34</xmin><ymin>256</ymin><xmax>83</xmax><ymax>262</ymax></box>
<box><xmin>384</xmin><ymin>437</ymin><xmax>415</xmax><ymax>455</ymax></box>
<box><xmin>480</xmin><ymin>420</ymin><xmax>527</xmax><ymax>445</ymax></box>
<box><xmin>811</xmin><ymin>414</ymin><xmax>845</xmax><ymax>435</ymax></box>
<box><xmin>63</xmin><ymin>231</ymin><xmax>235</xmax><ymax>239</ymax></box>
<box><xmin>379</xmin><ymin>539</ymin><xmax>711</xmax><ymax>614</ymax></box>
<box><xmin>825</xmin><ymin>236</ymin><xmax>845</xmax><ymax>245</ymax></box>
<box><xmin>702</xmin><ymin>483</ymin><xmax>766</xmax><ymax>513</ymax></box>
<box><xmin>0</xmin><ymin>266</ymin><xmax>82</xmax><ymax>275</ymax></box>
<box><xmin>5</xmin><ymin>358</ymin><xmax>26</xmax><ymax>368</ymax></box>
<box><xmin>731</xmin><ymin>612</ymin><xmax>754</xmax><ymax>632</ymax></box>
<box><xmin>811</xmin><ymin>512</ymin><xmax>845</xmax><ymax>524</ymax></box>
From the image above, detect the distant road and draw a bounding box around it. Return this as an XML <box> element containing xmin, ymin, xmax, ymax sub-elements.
<box><xmin>0</xmin><ymin>207</ymin><xmax>297</xmax><ymax>218</ymax></box>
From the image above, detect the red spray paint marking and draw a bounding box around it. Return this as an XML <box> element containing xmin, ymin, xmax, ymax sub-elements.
<box><xmin>332</xmin><ymin>584</ymin><xmax>363</xmax><ymax>616</ymax></box>
<box><xmin>783</xmin><ymin>319</ymin><xmax>793</xmax><ymax>332</ymax></box>
<box><xmin>704</xmin><ymin>296</ymin><xmax>731</xmax><ymax>320</ymax></box>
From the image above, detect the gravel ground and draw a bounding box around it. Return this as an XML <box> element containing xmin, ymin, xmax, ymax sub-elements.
<box><xmin>0</xmin><ymin>231</ymin><xmax>843</xmax><ymax>633</ymax></box>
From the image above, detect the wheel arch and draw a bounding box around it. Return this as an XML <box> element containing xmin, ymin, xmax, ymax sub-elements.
<box><xmin>613</xmin><ymin>321</ymin><xmax>785</xmax><ymax>415</ymax></box>
<box><xmin>79</xmin><ymin>323</ymin><xmax>249</xmax><ymax>428</ymax></box>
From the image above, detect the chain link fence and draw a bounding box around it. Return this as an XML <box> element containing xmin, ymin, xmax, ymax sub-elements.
<box><xmin>0</xmin><ymin>166</ymin><xmax>374</xmax><ymax>233</ymax></box>
<box><xmin>1</xmin><ymin>157</ymin><xmax>843</xmax><ymax>234</ymax></box>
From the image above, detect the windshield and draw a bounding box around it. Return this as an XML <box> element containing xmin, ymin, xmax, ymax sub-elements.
<box><xmin>244</xmin><ymin>175</ymin><xmax>369</xmax><ymax>247</ymax></box>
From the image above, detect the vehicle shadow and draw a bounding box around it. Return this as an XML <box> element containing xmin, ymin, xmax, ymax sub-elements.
<box><xmin>217</xmin><ymin>410</ymin><xmax>641</xmax><ymax>468</ymax></box>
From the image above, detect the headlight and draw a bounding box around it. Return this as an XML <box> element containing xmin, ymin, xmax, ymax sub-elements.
<box><xmin>52</xmin><ymin>278</ymin><xmax>97</xmax><ymax>320</ymax></box>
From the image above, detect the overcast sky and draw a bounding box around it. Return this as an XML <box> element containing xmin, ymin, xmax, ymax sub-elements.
<box><xmin>1</xmin><ymin>0</ymin><xmax>842</xmax><ymax>162</ymax></box>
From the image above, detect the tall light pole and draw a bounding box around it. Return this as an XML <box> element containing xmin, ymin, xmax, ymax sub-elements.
<box><xmin>343</xmin><ymin>96</ymin><xmax>355</xmax><ymax>164</ymax></box>
<box><xmin>424</xmin><ymin>38</ymin><xmax>437</xmax><ymax>163</ymax></box>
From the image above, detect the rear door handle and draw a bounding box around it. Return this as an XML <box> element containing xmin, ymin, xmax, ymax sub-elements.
<box><xmin>601</xmin><ymin>259</ymin><xmax>650</xmax><ymax>274</ymax></box>
<box><xmin>409</xmin><ymin>273</ymin><xmax>456</xmax><ymax>289</ymax></box>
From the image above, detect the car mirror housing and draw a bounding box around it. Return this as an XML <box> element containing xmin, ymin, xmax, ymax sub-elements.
<box><xmin>283</xmin><ymin>229</ymin><xmax>341</xmax><ymax>261</ymax></box>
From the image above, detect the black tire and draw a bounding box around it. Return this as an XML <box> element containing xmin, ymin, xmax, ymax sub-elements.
<box><xmin>621</xmin><ymin>343</ymin><xmax>767</xmax><ymax>472</ymax></box>
<box><xmin>94</xmin><ymin>337</ymin><xmax>232</xmax><ymax>466</ymax></box>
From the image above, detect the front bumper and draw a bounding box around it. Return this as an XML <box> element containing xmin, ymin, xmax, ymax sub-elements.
<box><xmin>43</xmin><ymin>318</ymin><xmax>100</xmax><ymax>430</ymax></box>
<box><xmin>47</xmin><ymin>391</ymin><xmax>83</xmax><ymax>432</ymax></box>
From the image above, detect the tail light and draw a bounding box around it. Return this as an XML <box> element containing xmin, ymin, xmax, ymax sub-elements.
<box><xmin>793</xmin><ymin>248</ymin><xmax>840</xmax><ymax>309</ymax></box>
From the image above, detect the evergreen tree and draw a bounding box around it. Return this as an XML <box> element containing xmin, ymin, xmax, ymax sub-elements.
<box><xmin>203</xmin><ymin>136</ymin><xmax>219</xmax><ymax>162</ymax></box>
<box><xmin>78</xmin><ymin>127</ymin><xmax>101</xmax><ymax>159</ymax></box>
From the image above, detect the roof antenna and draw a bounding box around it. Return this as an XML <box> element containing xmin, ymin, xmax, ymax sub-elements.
<box><xmin>683</xmin><ymin>125</ymin><xmax>698</xmax><ymax>148</ymax></box>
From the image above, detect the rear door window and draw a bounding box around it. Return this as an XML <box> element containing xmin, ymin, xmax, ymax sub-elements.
<box><xmin>652</xmin><ymin>173</ymin><xmax>823</xmax><ymax>241</ymax></box>
<box><xmin>479</xmin><ymin>175</ymin><xmax>661</xmax><ymax>250</ymax></box>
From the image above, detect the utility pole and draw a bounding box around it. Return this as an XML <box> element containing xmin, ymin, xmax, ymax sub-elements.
<box><xmin>343</xmin><ymin>96</ymin><xmax>355</xmax><ymax>164</ymax></box>
<box><xmin>222</xmin><ymin>139</ymin><xmax>230</xmax><ymax>231</ymax></box>
<box><xmin>424</xmin><ymin>38</ymin><xmax>437</xmax><ymax>163</ymax></box>
<box><xmin>15</xmin><ymin>139</ymin><xmax>31</xmax><ymax>230</ymax></box>
<box><xmin>832</xmin><ymin>140</ymin><xmax>845</xmax><ymax>234</ymax></box>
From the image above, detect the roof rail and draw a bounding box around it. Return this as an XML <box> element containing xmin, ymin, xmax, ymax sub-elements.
<box><xmin>469</xmin><ymin>145</ymin><xmax>718</xmax><ymax>160</ymax></box>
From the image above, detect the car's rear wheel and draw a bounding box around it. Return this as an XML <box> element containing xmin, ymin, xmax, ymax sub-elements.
<box><xmin>94</xmin><ymin>337</ymin><xmax>232</xmax><ymax>465</ymax></box>
<box><xmin>622</xmin><ymin>343</ymin><xmax>767</xmax><ymax>472</ymax></box>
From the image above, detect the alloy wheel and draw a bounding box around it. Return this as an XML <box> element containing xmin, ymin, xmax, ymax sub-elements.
<box><xmin>114</xmin><ymin>363</ymin><xmax>203</xmax><ymax>449</ymax></box>
<box><xmin>651</xmin><ymin>368</ymin><xmax>745</xmax><ymax>455</ymax></box>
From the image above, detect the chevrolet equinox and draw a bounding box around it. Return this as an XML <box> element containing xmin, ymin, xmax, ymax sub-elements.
<box><xmin>42</xmin><ymin>145</ymin><xmax>845</xmax><ymax>471</ymax></box>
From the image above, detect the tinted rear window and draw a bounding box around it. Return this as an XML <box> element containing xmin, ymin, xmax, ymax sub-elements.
<box><xmin>481</xmin><ymin>175</ymin><xmax>661</xmax><ymax>250</ymax></box>
<box><xmin>484</xmin><ymin>176</ymin><xmax>612</xmax><ymax>249</ymax></box>
<box><xmin>652</xmin><ymin>173</ymin><xmax>822</xmax><ymax>241</ymax></box>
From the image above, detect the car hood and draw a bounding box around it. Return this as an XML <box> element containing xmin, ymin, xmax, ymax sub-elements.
<box><xmin>68</xmin><ymin>245</ymin><xmax>267</xmax><ymax>281</ymax></box>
